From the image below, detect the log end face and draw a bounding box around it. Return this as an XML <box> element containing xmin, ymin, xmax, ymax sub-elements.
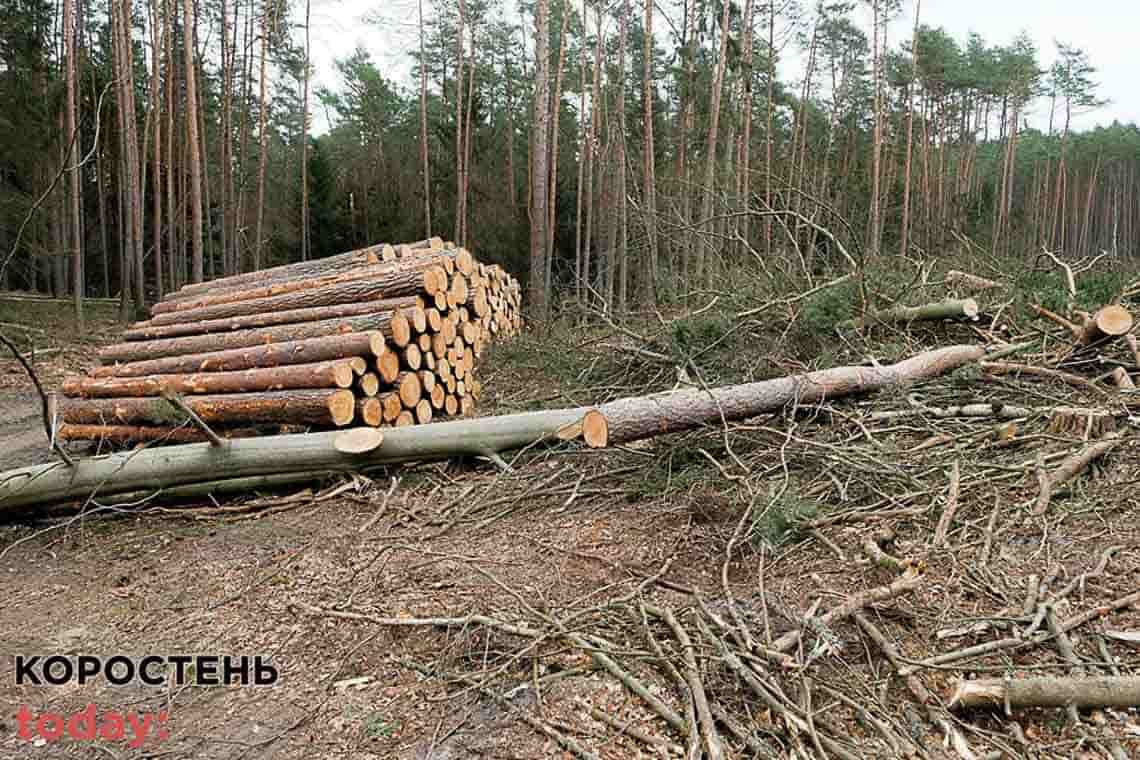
<box><xmin>367</xmin><ymin>331</ymin><xmax>388</xmax><ymax>357</ymax></box>
<box><xmin>329</xmin><ymin>390</ymin><xmax>357</xmax><ymax>426</ymax></box>
<box><xmin>399</xmin><ymin>372</ymin><xmax>422</xmax><ymax>408</ymax></box>
<box><xmin>394</xmin><ymin>410</ymin><xmax>415</xmax><ymax>427</ymax></box>
<box><xmin>1096</xmin><ymin>304</ymin><xmax>1133</xmax><ymax>337</ymax></box>
<box><xmin>334</xmin><ymin>426</ymin><xmax>384</xmax><ymax>452</ymax></box>
<box><xmin>581</xmin><ymin>410</ymin><xmax>609</xmax><ymax>448</ymax></box>
<box><xmin>333</xmin><ymin>363</ymin><xmax>356</xmax><ymax>388</ymax></box>
<box><xmin>377</xmin><ymin>352</ymin><xmax>400</xmax><ymax>383</ymax></box>
<box><xmin>415</xmin><ymin>399</ymin><xmax>432</xmax><ymax>424</ymax></box>
<box><xmin>390</xmin><ymin>314</ymin><xmax>412</xmax><ymax>347</ymax></box>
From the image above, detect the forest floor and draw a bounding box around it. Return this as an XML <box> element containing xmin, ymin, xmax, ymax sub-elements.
<box><xmin>1</xmin><ymin>261</ymin><xmax>1140</xmax><ymax>759</ymax></box>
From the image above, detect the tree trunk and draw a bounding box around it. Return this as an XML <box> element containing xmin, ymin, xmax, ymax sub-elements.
<box><xmin>528</xmin><ymin>0</ymin><xmax>550</xmax><ymax>316</ymax></box>
<box><xmin>123</xmin><ymin>295</ymin><xmax>419</xmax><ymax>341</ymax></box>
<box><xmin>642</xmin><ymin>0</ymin><xmax>658</xmax><ymax>307</ymax></box>
<box><xmin>418</xmin><ymin>0</ymin><xmax>431</xmax><ymax>236</ymax></box>
<box><xmin>100</xmin><ymin>310</ymin><xmax>411</xmax><ymax>364</ymax></box>
<box><xmin>454</xmin><ymin>0</ymin><xmax>465</xmax><ymax>246</ymax></box>
<box><xmin>543</xmin><ymin>0</ymin><xmax>571</xmax><ymax>300</ymax></box>
<box><xmin>253</xmin><ymin>0</ymin><xmax>270</xmax><ymax>271</ymax></box>
<box><xmin>94</xmin><ymin>331</ymin><xmax>388</xmax><ymax>378</ymax></box>
<box><xmin>2</xmin><ymin>345</ymin><xmax>987</xmax><ymax>513</ymax></box>
<box><xmin>64</xmin><ymin>359</ymin><xmax>358</xmax><ymax>397</ymax></box>
<box><xmin>144</xmin><ymin>265</ymin><xmax>439</xmax><ymax>329</ymax></box>
<box><xmin>57</xmin><ymin>424</ymin><xmax>264</xmax><ymax>445</ymax></box>
<box><xmin>898</xmin><ymin>0</ymin><xmax>920</xmax><ymax>257</ymax></box>
<box><xmin>839</xmin><ymin>299</ymin><xmax>980</xmax><ymax>330</ymax></box>
<box><xmin>697</xmin><ymin>0</ymin><xmax>732</xmax><ymax>285</ymax></box>
<box><xmin>64</xmin><ymin>0</ymin><xmax>83</xmax><ymax>323</ymax></box>
<box><xmin>60</xmin><ymin>388</ymin><xmax>357</xmax><ymax>427</ymax></box>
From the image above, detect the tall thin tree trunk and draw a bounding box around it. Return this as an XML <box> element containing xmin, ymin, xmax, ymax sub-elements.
<box><xmin>418</xmin><ymin>0</ymin><xmax>431</xmax><ymax>236</ymax></box>
<box><xmin>454</xmin><ymin>0</ymin><xmax>465</xmax><ymax>246</ymax></box>
<box><xmin>529</xmin><ymin>0</ymin><xmax>550</xmax><ymax>316</ymax></box>
<box><xmin>642</xmin><ymin>0</ymin><xmax>658</xmax><ymax>306</ymax></box>
<box><xmin>64</xmin><ymin>0</ymin><xmax>83</xmax><ymax>321</ymax></box>
<box><xmin>148</xmin><ymin>0</ymin><xmax>163</xmax><ymax>298</ymax></box>
<box><xmin>899</xmin><ymin>0</ymin><xmax>920</xmax><ymax>257</ymax></box>
<box><xmin>736</xmin><ymin>0</ymin><xmax>754</xmax><ymax>263</ymax></box>
<box><xmin>697</xmin><ymin>0</ymin><xmax>732</xmax><ymax>285</ymax></box>
<box><xmin>300</xmin><ymin>0</ymin><xmax>311</xmax><ymax>260</ymax></box>
<box><xmin>574</xmin><ymin>0</ymin><xmax>587</xmax><ymax>305</ymax></box>
<box><xmin>164</xmin><ymin>0</ymin><xmax>177</xmax><ymax>289</ymax></box>
<box><xmin>868</xmin><ymin>0</ymin><xmax>882</xmax><ymax>253</ymax></box>
<box><xmin>765</xmin><ymin>0</ymin><xmax>774</xmax><ymax>258</ymax></box>
<box><xmin>253</xmin><ymin>0</ymin><xmax>270</xmax><ymax>271</ymax></box>
<box><xmin>183</xmin><ymin>0</ymin><xmax>203</xmax><ymax>282</ymax></box>
<box><xmin>544</xmin><ymin>0</ymin><xmax>570</xmax><ymax>300</ymax></box>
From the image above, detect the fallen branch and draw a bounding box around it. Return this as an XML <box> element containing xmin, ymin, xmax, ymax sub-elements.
<box><xmin>949</xmin><ymin>676</ymin><xmax>1140</xmax><ymax>711</ymax></box>
<box><xmin>1033</xmin><ymin>432</ymin><xmax>1123</xmax><ymax>516</ymax></box>
<box><xmin>839</xmin><ymin>299</ymin><xmax>979</xmax><ymax>331</ymax></box>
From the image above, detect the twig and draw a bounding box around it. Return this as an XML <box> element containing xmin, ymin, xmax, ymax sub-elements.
<box><xmin>161</xmin><ymin>391</ymin><xmax>226</xmax><ymax>447</ymax></box>
<box><xmin>933</xmin><ymin>461</ymin><xmax>961</xmax><ymax>547</ymax></box>
<box><xmin>0</xmin><ymin>332</ymin><xmax>75</xmax><ymax>466</ymax></box>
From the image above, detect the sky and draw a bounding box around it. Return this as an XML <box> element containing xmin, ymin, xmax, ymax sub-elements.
<box><xmin>304</xmin><ymin>0</ymin><xmax>1139</xmax><ymax>134</ymax></box>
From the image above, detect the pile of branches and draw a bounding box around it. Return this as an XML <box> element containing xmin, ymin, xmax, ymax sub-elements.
<box><xmin>55</xmin><ymin>238</ymin><xmax>521</xmax><ymax>444</ymax></box>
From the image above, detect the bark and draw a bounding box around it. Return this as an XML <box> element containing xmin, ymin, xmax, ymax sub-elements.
<box><xmin>543</xmin><ymin>1</ymin><xmax>570</xmax><ymax>299</ymax></box>
<box><xmin>146</xmin><ymin>265</ymin><xmax>439</xmax><ymax>327</ymax></box>
<box><xmin>840</xmin><ymin>299</ymin><xmax>980</xmax><ymax>330</ymax></box>
<box><xmin>64</xmin><ymin>0</ymin><xmax>83</xmax><ymax>323</ymax></box>
<box><xmin>528</xmin><ymin>0</ymin><xmax>550</xmax><ymax>317</ymax></box>
<box><xmin>58</xmin><ymin>424</ymin><xmax>263</xmax><ymax>444</ymax></box>
<box><xmin>152</xmin><ymin>254</ymin><xmax>437</xmax><ymax>316</ymax></box>
<box><xmin>950</xmin><ymin>676</ymin><xmax>1140</xmax><ymax>711</ymax></box>
<box><xmin>100</xmin><ymin>311</ymin><xmax>408</xmax><ymax>364</ymax></box>
<box><xmin>123</xmin><ymin>296</ymin><xmax>419</xmax><ymax>341</ymax></box>
<box><xmin>63</xmin><ymin>360</ymin><xmax>357</xmax><ymax>397</ymax></box>
<box><xmin>417</xmin><ymin>0</ymin><xmax>430</xmax><ymax>236</ymax></box>
<box><xmin>594</xmin><ymin>345</ymin><xmax>987</xmax><ymax>446</ymax></box>
<box><xmin>60</xmin><ymin>389</ymin><xmax>357</xmax><ymax>427</ymax></box>
<box><xmin>253</xmin><ymin>0</ymin><xmax>270</xmax><ymax>271</ymax></box>
<box><xmin>696</xmin><ymin>0</ymin><xmax>732</xmax><ymax>284</ymax></box>
<box><xmin>899</xmin><ymin>0</ymin><xmax>920</xmax><ymax>257</ymax></box>
<box><xmin>300</xmin><ymin>0</ymin><xmax>311</xmax><ymax>262</ymax></box>
<box><xmin>641</xmin><ymin>0</ymin><xmax>657</xmax><ymax>306</ymax></box>
<box><xmin>94</xmin><ymin>331</ymin><xmax>387</xmax><ymax>377</ymax></box>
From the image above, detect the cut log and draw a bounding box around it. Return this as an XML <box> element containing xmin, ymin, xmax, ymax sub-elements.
<box><xmin>123</xmin><ymin>296</ymin><xmax>419</xmax><ymax>342</ymax></box>
<box><xmin>394</xmin><ymin>410</ymin><xmax>415</xmax><ymax>427</ymax></box>
<box><xmin>378</xmin><ymin>392</ymin><xmax>403</xmax><ymax>423</ymax></box>
<box><xmin>376</xmin><ymin>352</ymin><xmax>400</xmax><ymax>383</ymax></box>
<box><xmin>419</xmin><ymin>370</ymin><xmax>435</xmax><ymax>393</ymax></box>
<box><xmin>395</xmin><ymin>372</ymin><xmax>422</xmax><ymax>408</ymax></box>
<box><xmin>5</xmin><ymin>346</ymin><xmax>985</xmax><ymax>512</ymax></box>
<box><xmin>356</xmin><ymin>398</ymin><xmax>382</xmax><ymax>426</ymax></box>
<box><xmin>1076</xmin><ymin>305</ymin><xmax>1133</xmax><ymax>346</ymax></box>
<box><xmin>425</xmin><ymin>308</ymin><xmax>443</xmax><ymax>332</ymax></box>
<box><xmin>60</xmin><ymin>389</ymin><xmax>356</xmax><ymax>428</ymax></box>
<box><xmin>403</xmin><ymin>344</ymin><xmax>422</xmax><ymax>371</ymax></box>
<box><xmin>165</xmin><ymin>239</ymin><xmax>439</xmax><ymax>301</ymax></box>
<box><xmin>460</xmin><ymin>396</ymin><xmax>475</xmax><ymax>417</ymax></box>
<box><xmin>358</xmin><ymin>373</ymin><xmax>380</xmax><ymax>397</ymax></box>
<box><xmin>417</xmin><ymin>333</ymin><xmax>432</xmax><ymax>353</ymax></box>
<box><xmin>414</xmin><ymin>399</ymin><xmax>433</xmax><ymax>424</ymax></box>
<box><xmin>429</xmin><ymin>384</ymin><xmax>445</xmax><ymax>410</ymax></box>
<box><xmin>347</xmin><ymin>357</ymin><xmax>368</xmax><ymax>376</ymax></box>
<box><xmin>149</xmin><ymin>259</ymin><xmax>445</xmax><ymax>325</ymax></box>
<box><xmin>57</xmin><ymin>424</ymin><xmax>263</xmax><ymax>445</ymax></box>
<box><xmin>444</xmin><ymin>395</ymin><xmax>458</xmax><ymax>415</ymax></box>
<box><xmin>949</xmin><ymin>676</ymin><xmax>1140</xmax><ymax>711</ymax></box>
<box><xmin>165</xmin><ymin>243</ymin><xmax>390</xmax><ymax>300</ymax></box>
<box><xmin>944</xmin><ymin>270</ymin><xmax>1001</xmax><ymax>291</ymax></box>
<box><xmin>334</xmin><ymin>427</ymin><xmax>384</xmax><ymax>453</ymax></box>
<box><xmin>100</xmin><ymin>310</ymin><xmax>409</xmax><ymax>364</ymax></box>
<box><xmin>93</xmin><ymin>332</ymin><xmax>386</xmax><ymax>378</ymax></box>
<box><xmin>62</xmin><ymin>360</ymin><xmax>356</xmax><ymax>398</ymax></box>
<box><xmin>840</xmin><ymin>299</ymin><xmax>979</xmax><ymax>330</ymax></box>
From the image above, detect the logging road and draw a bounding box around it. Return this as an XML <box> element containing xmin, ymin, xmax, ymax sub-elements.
<box><xmin>0</xmin><ymin>391</ymin><xmax>52</xmax><ymax>469</ymax></box>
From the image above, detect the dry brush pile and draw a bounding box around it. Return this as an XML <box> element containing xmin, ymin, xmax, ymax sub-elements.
<box><xmin>55</xmin><ymin>238</ymin><xmax>521</xmax><ymax>444</ymax></box>
<box><xmin>287</xmin><ymin>259</ymin><xmax>1140</xmax><ymax>758</ymax></box>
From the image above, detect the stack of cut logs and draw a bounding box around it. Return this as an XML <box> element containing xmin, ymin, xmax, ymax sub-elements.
<box><xmin>56</xmin><ymin>238</ymin><xmax>522</xmax><ymax>444</ymax></box>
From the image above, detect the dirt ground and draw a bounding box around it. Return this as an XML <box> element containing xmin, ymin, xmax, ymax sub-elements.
<box><xmin>1</xmin><ymin>290</ymin><xmax>1139</xmax><ymax>759</ymax></box>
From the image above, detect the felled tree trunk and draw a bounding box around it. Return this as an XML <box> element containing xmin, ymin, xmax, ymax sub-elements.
<box><xmin>2</xmin><ymin>345</ymin><xmax>990</xmax><ymax>513</ymax></box>
<box><xmin>944</xmin><ymin>271</ymin><xmax>1001</xmax><ymax>291</ymax></box>
<box><xmin>840</xmin><ymin>299</ymin><xmax>979</xmax><ymax>331</ymax></box>
<box><xmin>59</xmin><ymin>389</ymin><xmax>357</xmax><ymax>427</ymax></box>
<box><xmin>594</xmin><ymin>344</ymin><xmax>988</xmax><ymax>445</ymax></box>
<box><xmin>63</xmin><ymin>360</ymin><xmax>357</xmax><ymax>398</ymax></box>
<box><xmin>100</xmin><ymin>311</ymin><xmax>410</xmax><ymax>364</ymax></box>
<box><xmin>93</xmin><ymin>332</ymin><xmax>387</xmax><ymax>378</ymax></box>
<box><xmin>122</xmin><ymin>296</ymin><xmax>420</xmax><ymax>341</ymax></box>
<box><xmin>949</xmin><ymin>676</ymin><xmax>1140</xmax><ymax>711</ymax></box>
